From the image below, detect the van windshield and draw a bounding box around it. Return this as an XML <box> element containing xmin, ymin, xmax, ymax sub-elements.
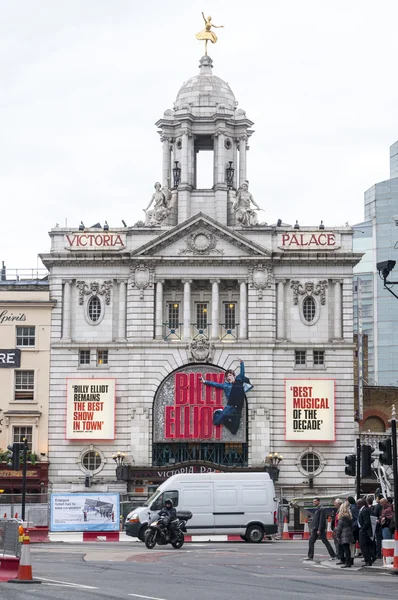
<box><xmin>143</xmin><ymin>489</ymin><xmax>160</xmax><ymax>507</ymax></box>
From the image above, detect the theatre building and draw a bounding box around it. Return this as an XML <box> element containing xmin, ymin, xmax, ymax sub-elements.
<box><xmin>0</xmin><ymin>268</ymin><xmax>52</xmax><ymax>498</ymax></box>
<box><xmin>40</xmin><ymin>54</ymin><xmax>362</xmax><ymax>503</ymax></box>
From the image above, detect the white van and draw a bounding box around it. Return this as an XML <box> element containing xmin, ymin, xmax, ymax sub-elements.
<box><xmin>125</xmin><ymin>472</ymin><xmax>278</xmax><ymax>543</ymax></box>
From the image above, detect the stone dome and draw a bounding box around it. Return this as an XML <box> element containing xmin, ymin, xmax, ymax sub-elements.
<box><xmin>175</xmin><ymin>56</ymin><xmax>236</xmax><ymax>112</ymax></box>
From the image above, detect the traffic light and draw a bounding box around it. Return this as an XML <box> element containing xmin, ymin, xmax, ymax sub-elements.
<box><xmin>345</xmin><ymin>454</ymin><xmax>356</xmax><ymax>477</ymax></box>
<box><xmin>379</xmin><ymin>439</ymin><xmax>392</xmax><ymax>465</ymax></box>
<box><xmin>361</xmin><ymin>444</ymin><xmax>374</xmax><ymax>478</ymax></box>
<box><xmin>7</xmin><ymin>443</ymin><xmax>22</xmax><ymax>471</ymax></box>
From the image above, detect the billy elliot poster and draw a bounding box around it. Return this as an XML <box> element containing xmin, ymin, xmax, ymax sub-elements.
<box><xmin>153</xmin><ymin>365</ymin><xmax>247</xmax><ymax>443</ymax></box>
<box><xmin>285</xmin><ymin>379</ymin><xmax>335</xmax><ymax>442</ymax></box>
<box><xmin>66</xmin><ymin>378</ymin><xmax>115</xmax><ymax>440</ymax></box>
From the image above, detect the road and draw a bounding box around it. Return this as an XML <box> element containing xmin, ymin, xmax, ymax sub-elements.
<box><xmin>1</xmin><ymin>540</ymin><xmax>397</xmax><ymax>600</ymax></box>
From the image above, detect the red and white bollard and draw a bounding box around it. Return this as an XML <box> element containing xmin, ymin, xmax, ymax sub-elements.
<box><xmin>394</xmin><ymin>531</ymin><xmax>398</xmax><ymax>571</ymax></box>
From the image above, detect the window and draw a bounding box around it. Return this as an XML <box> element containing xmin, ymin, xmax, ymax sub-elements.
<box><xmin>88</xmin><ymin>296</ymin><xmax>102</xmax><ymax>323</ymax></box>
<box><xmin>151</xmin><ymin>490</ymin><xmax>179</xmax><ymax>511</ymax></box>
<box><xmin>295</xmin><ymin>350</ymin><xmax>306</xmax><ymax>365</ymax></box>
<box><xmin>300</xmin><ymin>452</ymin><xmax>320</xmax><ymax>474</ymax></box>
<box><xmin>303</xmin><ymin>296</ymin><xmax>316</xmax><ymax>322</ymax></box>
<box><xmin>97</xmin><ymin>350</ymin><xmax>108</xmax><ymax>366</ymax></box>
<box><xmin>224</xmin><ymin>303</ymin><xmax>236</xmax><ymax>330</ymax></box>
<box><xmin>196</xmin><ymin>303</ymin><xmax>208</xmax><ymax>330</ymax></box>
<box><xmin>168</xmin><ymin>303</ymin><xmax>180</xmax><ymax>329</ymax></box>
<box><xmin>13</xmin><ymin>426</ymin><xmax>33</xmax><ymax>451</ymax></box>
<box><xmin>81</xmin><ymin>450</ymin><xmax>102</xmax><ymax>473</ymax></box>
<box><xmin>15</xmin><ymin>371</ymin><xmax>34</xmax><ymax>401</ymax></box>
<box><xmin>313</xmin><ymin>350</ymin><xmax>325</xmax><ymax>365</ymax></box>
<box><xmin>79</xmin><ymin>350</ymin><xmax>91</xmax><ymax>365</ymax></box>
<box><xmin>16</xmin><ymin>326</ymin><xmax>35</xmax><ymax>347</ymax></box>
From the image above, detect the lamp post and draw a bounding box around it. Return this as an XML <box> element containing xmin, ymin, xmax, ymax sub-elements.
<box><xmin>172</xmin><ymin>161</ymin><xmax>181</xmax><ymax>188</ymax></box>
<box><xmin>265</xmin><ymin>452</ymin><xmax>283</xmax><ymax>481</ymax></box>
<box><xmin>226</xmin><ymin>161</ymin><xmax>235</xmax><ymax>189</ymax></box>
<box><xmin>112</xmin><ymin>451</ymin><xmax>128</xmax><ymax>480</ymax></box>
<box><xmin>390</xmin><ymin>405</ymin><xmax>398</xmax><ymax>564</ymax></box>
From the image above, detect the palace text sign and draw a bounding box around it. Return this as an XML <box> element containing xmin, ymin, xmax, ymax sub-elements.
<box><xmin>285</xmin><ymin>379</ymin><xmax>335</xmax><ymax>441</ymax></box>
<box><xmin>278</xmin><ymin>232</ymin><xmax>340</xmax><ymax>250</ymax></box>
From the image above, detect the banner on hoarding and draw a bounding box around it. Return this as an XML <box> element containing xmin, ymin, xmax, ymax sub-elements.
<box><xmin>50</xmin><ymin>493</ymin><xmax>119</xmax><ymax>531</ymax></box>
<box><xmin>153</xmin><ymin>365</ymin><xmax>247</xmax><ymax>443</ymax></box>
<box><xmin>285</xmin><ymin>379</ymin><xmax>335</xmax><ymax>441</ymax></box>
<box><xmin>66</xmin><ymin>379</ymin><xmax>115</xmax><ymax>440</ymax></box>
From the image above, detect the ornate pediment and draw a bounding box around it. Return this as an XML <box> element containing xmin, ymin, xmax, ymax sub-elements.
<box><xmin>131</xmin><ymin>213</ymin><xmax>270</xmax><ymax>259</ymax></box>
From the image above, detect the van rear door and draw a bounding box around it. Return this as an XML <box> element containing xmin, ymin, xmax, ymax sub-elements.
<box><xmin>181</xmin><ymin>482</ymin><xmax>214</xmax><ymax>535</ymax></box>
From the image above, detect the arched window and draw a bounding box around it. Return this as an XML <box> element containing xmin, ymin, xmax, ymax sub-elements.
<box><xmin>362</xmin><ymin>416</ymin><xmax>386</xmax><ymax>433</ymax></box>
<box><xmin>303</xmin><ymin>296</ymin><xmax>316</xmax><ymax>322</ymax></box>
<box><xmin>88</xmin><ymin>296</ymin><xmax>102</xmax><ymax>323</ymax></box>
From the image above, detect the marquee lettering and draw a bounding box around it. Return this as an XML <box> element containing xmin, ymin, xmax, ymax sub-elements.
<box><xmin>280</xmin><ymin>233</ymin><xmax>336</xmax><ymax>248</ymax></box>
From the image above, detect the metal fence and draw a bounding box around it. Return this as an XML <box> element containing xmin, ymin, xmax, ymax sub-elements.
<box><xmin>0</xmin><ymin>519</ymin><xmax>21</xmax><ymax>557</ymax></box>
<box><xmin>0</xmin><ymin>503</ymin><xmax>49</xmax><ymax>527</ymax></box>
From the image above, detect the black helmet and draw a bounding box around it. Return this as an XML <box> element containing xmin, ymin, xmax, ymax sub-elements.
<box><xmin>164</xmin><ymin>498</ymin><xmax>173</xmax><ymax>508</ymax></box>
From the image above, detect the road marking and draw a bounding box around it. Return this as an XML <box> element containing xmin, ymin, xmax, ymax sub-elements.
<box><xmin>38</xmin><ymin>577</ymin><xmax>98</xmax><ymax>589</ymax></box>
<box><xmin>128</xmin><ymin>595</ymin><xmax>168</xmax><ymax>600</ymax></box>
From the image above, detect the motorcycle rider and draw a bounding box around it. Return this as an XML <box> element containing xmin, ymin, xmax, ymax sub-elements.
<box><xmin>158</xmin><ymin>498</ymin><xmax>177</xmax><ymax>540</ymax></box>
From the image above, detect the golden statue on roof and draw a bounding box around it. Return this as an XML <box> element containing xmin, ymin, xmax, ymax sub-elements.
<box><xmin>195</xmin><ymin>12</ymin><xmax>224</xmax><ymax>55</ymax></box>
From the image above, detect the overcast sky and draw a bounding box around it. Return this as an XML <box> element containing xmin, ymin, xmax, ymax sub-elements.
<box><xmin>1</xmin><ymin>1</ymin><xmax>398</xmax><ymax>270</ymax></box>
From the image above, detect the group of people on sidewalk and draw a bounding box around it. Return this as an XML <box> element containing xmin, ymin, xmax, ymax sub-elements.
<box><xmin>304</xmin><ymin>494</ymin><xmax>395</xmax><ymax>567</ymax></box>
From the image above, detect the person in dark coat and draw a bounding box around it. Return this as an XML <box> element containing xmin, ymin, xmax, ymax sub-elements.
<box><xmin>380</xmin><ymin>497</ymin><xmax>394</xmax><ymax>539</ymax></box>
<box><xmin>357</xmin><ymin>498</ymin><xmax>374</xmax><ymax>566</ymax></box>
<box><xmin>335</xmin><ymin>501</ymin><xmax>354</xmax><ymax>567</ymax></box>
<box><xmin>374</xmin><ymin>494</ymin><xmax>383</xmax><ymax>559</ymax></box>
<box><xmin>331</xmin><ymin>498</ymin><xmax>344</xmax><ymax>563</ymax></box>
<box><xmin>303</xmin><ymin>497</ymin><xmax>336</xmax><ymax>562</ymax></box>
<box><xmin>347</xmin><ymin>496</ymin><xmax>359</xmax><ymax>562</ymax></box>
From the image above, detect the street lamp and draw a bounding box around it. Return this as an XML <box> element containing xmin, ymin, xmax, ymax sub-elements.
<box><xmin>112</xmin><ymin>451</ymin><xmax>126</xmax><ymax>466</ymax></box>
<box><xmin>172</xmin><ymin>161</ymin><xmax>181</xmax><ymax>188</ymax></box>
<box><xmin>226</xmin><ymin>161</ymin><xmax>235</xmax><ymax>189</ymax></box>
<box><xmin>264</xmin><ymin>452</ymin><xmax>283</xmax><ymax>481</ymax></box>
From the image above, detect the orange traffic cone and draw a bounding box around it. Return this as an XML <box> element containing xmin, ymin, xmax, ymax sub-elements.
<box><xmin>326</xmin><ymin>517</ymin><xmax>333</xmax><ymax>540</ymax></box>
<box><xmin>14</xmin><ymin>513</ymin><xmax>18</xmax><ymax>519</ymax></box>
<box><xmin>303</xmin><ymin>518</ymin><xmax>310</xmax><ymax>540</ymax></box>
<box><xmin>8</xmin><ymin>531</ymin><xmax>41</xmax><ymax>584</ymax></box>
<box><xmin>3</xmin><ymin>512</ymin><xmax>6</xmax><ymax>518</ymax></box>
<box><xmin>282</xmin><ymin>517</ymin><xmax>289</xmax><ymax>540</ymax></box>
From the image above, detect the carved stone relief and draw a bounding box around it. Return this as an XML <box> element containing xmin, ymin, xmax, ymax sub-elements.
<box><xmin>76</xmin><ymin>280</ymin><xmax>113</xmax><ymax>305</ymax></box>
<box><xmin>290</xmin><ymin>280</ymin><xmax>328</xmax><ymax>305</ymax></box>
<box><xmin>130</xmin><ymin>264</ymin><xmax>154</xmax><ymax>299</ymax></box>
<box><xmin>186</xmin><ymin>334</ymin><xmax>215</xmax><ymax>363</ymax></box>
<box><xmin>249</xmin><ymin>264</ymin><xmax>273</xmax><ymax>299</ymax></box>
<box><xmin>179</xmin><ymin>229</ymin><xmax>224</xmax><ymax>256</ymax></box>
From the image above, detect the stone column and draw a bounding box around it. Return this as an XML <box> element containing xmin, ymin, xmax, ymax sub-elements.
<box><xmin>155</xmin><ymin>280</ymin><xmax>165</xmax><ymax>339</ymax></box>
<box><xmin>181</xmin><ymin>131</ymin><xmax>189</xmax><ymax>185</ymax></box>
<box><xmin>162</xmin><ymin>137</ymin><xmax>171</xmax><ymax>188</ymax></box>
<box><xmin>276</xmin><ymin>280</ymin><xmax>286</xmax><ymax>340</ymax></box>
<box><xmin>62</xmin><ymin>280</ymin><xmax>72</xmax><ymax>341</ymax></box>
<box><xmin>213</xmin><ymin>133</ymin><xmax>218</xmax><ymax>188</ymax></box>
<box><xmin>333</xmin><ymin>279</ymin><xmax>342</xmax><ymax>339</ymax></box>
<box><xmin>183</xmin><ymin>280</ymin><xmax>192</xmax><ymax>340</ymax></box>
<box><xmin>210</xmin><ymin>279</ymin><xmax>220</xmax><ymax>340</ymax></box>
<box><xmin>239</xmin><ymin>280</ymin><xmax>248</xmax><ymax>339</ymax></box>
<box><xmin>239</xmin><ymin>136</ymin><xmax>247</xmax><ymax>186</ymax></box>
<box><xmin>233</xmin><ymin>138</ymin><xmax>238</xmax><ymax>189</ymax></box>
<box><xmin>118</xmin><ymin>280</ymin><xmax>127</xmax><ymax>340</ymax></box>
<box><xmin>217</xmin><ymin>132</ymin><xmax>225</xmax><ymax>184</ymax></box>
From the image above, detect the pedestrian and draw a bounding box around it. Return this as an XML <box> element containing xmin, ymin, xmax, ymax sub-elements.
<box><xmin>357</xmin><ymin>499</ymin><xmax>374</xmax><ymax>566</ymax></box>
<box><xmin>380</xmin><ymin>497</ymin><xmax>394</xmax><ymax>539</ymax></box>
<box><xmin>366</xmin><ymin>495</ymin><xmax>377</xmax><ymax>563</ymax></box>
<box><xmin>332</xmin><ymin>498</ymin><xmax>344</xmax><ymax>563</ymax></box>
<box><xmin>335</xmin><ymin>501</ymin><xmax>354</xmax><ymax>568</ymax></box>
<box><xmin>374</xmin><ymin>494</ymin><xmax>383</xmax><ymax>559</ymax></box>
<box><xmin>347</xmin><ymin>496</ymin><xmax>359</xmax><ymax>561</ymax></box>
<box><xmin>303</xmin><ymin>497</ymin><xmax>336</xmax><ymax>562</ymax></box>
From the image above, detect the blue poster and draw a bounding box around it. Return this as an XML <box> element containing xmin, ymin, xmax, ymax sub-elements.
<box><xmin>50</xmin><ymin>493</ymin><xmax>120</xmax><ymax>532</ymax></box>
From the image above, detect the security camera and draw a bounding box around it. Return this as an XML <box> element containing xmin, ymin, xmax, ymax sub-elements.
<box><xmin>377</xmin><ymin>260</ymin><xmax>396</xmax><ymax>280</ymax></box>
<box><xmin>392</xmin><ymin>215</ymin><xmax>398</xmax><ymax>226</ymax></box>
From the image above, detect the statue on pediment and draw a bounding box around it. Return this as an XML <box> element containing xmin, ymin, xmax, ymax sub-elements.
<box><xmin>234</xmin><ymin>181</ymin><xmax>262</xmax><ymax>227</ymax></box>
<box><xmin>143</xmin><ymin>182</ymin><xmax>173</xmax><ymax>226</ymax></box>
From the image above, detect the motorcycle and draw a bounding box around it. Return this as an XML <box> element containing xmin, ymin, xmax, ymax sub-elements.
<box><xmin>144</xmin><ymin>510</ymin><xmax>192</xmax><ymax>550</ymax></box>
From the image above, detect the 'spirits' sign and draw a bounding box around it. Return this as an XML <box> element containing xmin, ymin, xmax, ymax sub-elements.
<box><xmin>66</xmin><ymin>233</ymin><xmax>126</xmax><ymax>249</ymax></box>
<box><xmin>66</xmin><ymin>379</ymin><xmax>116</xmax><ymax>440</ymax></box>
<box><xmin>0</xmin><ymin>310</ymin><xmax>26</xmax><ymax>324</ymax></box>
<box><xmin>285</xmin><ymin>379</ymin><xmax>335</xmax><ymax>442</ymax></box>
<box><xmin>0</xmin><ymin>348</ymin><xmax>21</xmax><ymax>368</ymax></box>
<box><xmin>278</xmin><ymin>232</ymin><xmax>340</xmax><ymax>250</ymax></box>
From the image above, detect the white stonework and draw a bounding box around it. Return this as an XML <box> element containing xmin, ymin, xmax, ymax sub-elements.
<box><xmin>40</xmin><ymin>56</ymin><xmax>363</xmax><ymax>502</ymax></box>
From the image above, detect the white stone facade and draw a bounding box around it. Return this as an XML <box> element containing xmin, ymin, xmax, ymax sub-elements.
<box><xmin>40</xmin><ymin>56</ymin><xmax>362</xmax><ymax>501</ymax></box>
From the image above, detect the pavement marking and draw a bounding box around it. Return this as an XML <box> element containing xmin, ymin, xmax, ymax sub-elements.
<box><xmin>128</xmin><ymin>595</ymin><xmax>168</xmax><ymax>600</ymax></box>
<box><xmin>38</xmin><ymin>577</ymin><xmax>98</xmax><ymax>589</ymax></box>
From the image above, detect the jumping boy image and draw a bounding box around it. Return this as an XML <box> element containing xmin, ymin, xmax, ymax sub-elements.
<box><xmin>200</xmin><ymin>360</ymin><xmax>253</xmax><ymax>434</ymax></box>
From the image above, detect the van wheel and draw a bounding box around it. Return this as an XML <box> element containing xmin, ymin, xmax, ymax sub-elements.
<box><xmin>246</xmin><ymin>525</ymin><xmax>264</xmax><ymax>543</ymax></box>
<box><xmin>240</xmin><ymin>535</ymin><xmax>248</xmax><ymax>541</ymax></box>
<box><xmin>138</xmin><ymin>526</ymin><xmax>147</xmax><ymax>542</ymax></box>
